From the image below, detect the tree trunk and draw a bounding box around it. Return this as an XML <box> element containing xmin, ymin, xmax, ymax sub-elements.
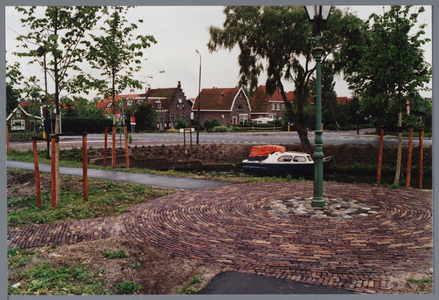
<box><xmin>394</xmin><ymin>110</ymin><xmax>403</xmax><ymax>185</ymax></box>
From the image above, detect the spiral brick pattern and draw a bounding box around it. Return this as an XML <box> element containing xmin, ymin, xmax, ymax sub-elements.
<box><xmin>8</xmin><ymin>182</ymin><xmax>432</xmax><ymax>294</ymax></box>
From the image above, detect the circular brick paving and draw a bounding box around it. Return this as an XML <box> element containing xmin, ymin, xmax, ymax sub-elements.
<box><xmin>124</xmin><ymin>182</ymin><xmax>433</xmax><ymax>293</ymax></box>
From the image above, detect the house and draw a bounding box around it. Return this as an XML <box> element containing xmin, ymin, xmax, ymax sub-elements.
<box><xmin>336</xmin><ymin>97</ymin><xmax>353</xmax><ymax>104</ymax></box>
<box><xmin>7</xmin><ymin>103</ymin><xmax>42</xmax><ymax>132</ymax></box>
<box><xmin>146</xmin><ymin>81</ymin><xmax>192</xmax><ymax>130</ymax></box>
<box><xmin>248</xmin><ymin>85</ymin><xmax>294</xmax><ymax>120</ymax></box>
<box><xmin>97</xmin><ymin>81</ymin><xmax>191</xmax><ymax>130</ymax></box>
<box><xmin>192</xmin><ymin>87</ymin><xmax>251</xmax><ymax>126</ymax></box>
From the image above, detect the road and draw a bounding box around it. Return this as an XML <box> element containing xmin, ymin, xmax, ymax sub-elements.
<box><xmin>9</xmin><ymin>129</ymin><xmax>432</xmax><ymax>151</ymax></box>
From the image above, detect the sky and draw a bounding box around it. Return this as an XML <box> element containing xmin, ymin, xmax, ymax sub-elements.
<box><xmin>4</xmin><ymin>4</ymin><xmax>433</xmax><ymax>100</ymax></box>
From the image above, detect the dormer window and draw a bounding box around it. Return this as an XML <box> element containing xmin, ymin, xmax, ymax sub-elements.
<box><xmin>106</xmin><ymin>102</ymin><xmax>113</xmax><ymax>108</ymax></box>
<box><xmin>236</xmin><ymin>103</ymin><xmax>244</xmax><ymax>110</ymax></box>
<box><xmin>155</xmin><ymin>101</ymin><xmax>162</xmax><ymax>108</ymax></box>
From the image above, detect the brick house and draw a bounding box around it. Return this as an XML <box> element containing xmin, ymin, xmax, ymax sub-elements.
<box><xmin>96</xmin><ymin>81</ymin><xmax>191</xmax><ymax>130</ymax></box>
<box><xmin>192</xmin><ymin>87</ymin><xmax>251</xmax><ymax>126</ymax></box>
<box><xmin>146</xmin><ymin>81</ymin><xmax>192</xmax><ymax>130</ymax></box>
<box><xmin>249</xmin><ymin>85</ymin><xmax>294</xmax><ymax>120</ymax></box>
<box><xmin>7</xmin><ymin>103</ymin><xmax>42</xmax><ymax>132</ymax></box>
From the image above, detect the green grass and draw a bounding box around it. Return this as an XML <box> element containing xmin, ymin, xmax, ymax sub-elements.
<box><xmin>7</xmin><ymin>172</ymin><xmax>174</xmax><ymax>227</ymax></box>
<box><xmin>8</xmin><ymin>262</ymin><xmax>110</xmax><ymax>295</ymax></box>
<box><xmin>176</xmin><ymin>274</ymin><xmax>203</xmax><ymax>294</ymax></box>
<box><xmin>102</xmin><ymin>250</ymin><xmax>129</xmax><ymax>259</ymax></box>
<box><xmin>7</xmin><ymin>248</ymin><xmax>40</xmax><ymax>269</ymax></box>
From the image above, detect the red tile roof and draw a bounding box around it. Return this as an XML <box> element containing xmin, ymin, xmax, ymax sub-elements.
<box><xmin>193</xmin><ymin>88</ymin><xmax>241</xmax><ymax>110</ymax></box>
<box><xmin>97</xmin><ymin>94</ymin><xmax>144</xmax><ymax>113</ymax></box>
<box><xmin>336</xmin><ymin>97</ymin><xmax>353</xmax><ymax>104</ymax></box>
<box><xmin>250</xmin><ymin>86</ymin><xmax>294</xmax><ymax>113</ymax></box>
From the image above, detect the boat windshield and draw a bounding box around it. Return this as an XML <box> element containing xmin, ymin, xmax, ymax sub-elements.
<box><xmin>278</xmin><ymin>156</ymin><xmax>293</xmax><ymax>162</ymax></box>
<box><xmin>293</xmin><ymin>156</ymin><xmax>306</xmax><ymax>162</ymax></box>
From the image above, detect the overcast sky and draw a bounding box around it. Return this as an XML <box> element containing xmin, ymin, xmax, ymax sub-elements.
<box><xmin>5</xmin><ymin>4</ymin><xmax>432</xmax><ymax>100</ymax></box>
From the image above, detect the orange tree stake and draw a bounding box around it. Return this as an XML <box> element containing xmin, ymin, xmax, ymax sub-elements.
<box><xmin>376</xmin><ymin>126</ymin><xmax>384</xmax><ymax>184</ymax></box>
<box><xmin>419</xmin><ymin>128</ymin><xmax>424</xmax><ymax>189</ymax></box>
<box><xmin>406</xmin><ymin>124</ymin><xmax>413</xmax><ymax>188</ymax></box>
<box><xmin>82</xmin><ymin>133</ymin><xmax>88</xmax><ymax>201</ymax></box>
<box><xmin>124</xmin><ymin>125</ymin><xmax>129</xmax><ymax>168</ymax></box>
<box><xmin>51</xmin><ymin>134</ymin><xmax>56</xmax><ymax>209</ymax></box>
<box><xmin>32</xmin><ymin>136</ymin><xmax>42</xmax><ymax>208</ymax></box>
<box><xmin>104</xmin><ymin>126</ymin><xmax>108</xmax><ymax>167</ymax></box>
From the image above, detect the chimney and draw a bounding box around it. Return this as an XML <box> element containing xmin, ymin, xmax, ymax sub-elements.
<box><xmin>177</xmin><ymin>81</ymin><xmax>181</xmax><ymax>89</ymax></box>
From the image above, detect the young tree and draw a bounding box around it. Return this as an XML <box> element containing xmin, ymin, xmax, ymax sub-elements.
<box><xmin>208</xmin><ymin>6</ymin><xmax>366</xmax><ymax>153</ymax></box>
<box><xmin>345</xmin><ymin>5</ymin><xmax>431</xmax><ymax>185</ymax></box>
<box><xmin>14</xmin><ymin>6</ymin><xmax>105</xmax><ymax>204</ymax></box>
<box><xmin>85</xmin><ymin>6</ymin><xmax>156</xmax><ymax>165</ymax></box>
<box><xmin>133</xmin><ymin>101</ymin><xmax>158</xmax><ymax>132</ymax></box>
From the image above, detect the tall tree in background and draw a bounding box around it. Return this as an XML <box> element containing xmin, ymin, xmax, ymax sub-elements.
<box><xmin>85</xmin><ymin>6</ymin><xmax>156</xmax><ymax>165</ymax></box>
<box><xmin>14</xmin><ymin>6</ymin><xmax>105</xmax><ymax>204</ymax></box>
<box><xmin>345</xmin><ymin>5</ymin><xmax>431</xmax><ymax>185</ymax></box>
<box><xmin>208</xmin><ymin>6</ymin><xmax>366</xmax><ymax>153</ymax></box>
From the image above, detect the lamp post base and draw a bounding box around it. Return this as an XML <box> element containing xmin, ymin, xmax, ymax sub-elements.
<box><xmin>312</xmin><ymin>197</ymin><xmax>325</xmax><ymax>207</ymax></box>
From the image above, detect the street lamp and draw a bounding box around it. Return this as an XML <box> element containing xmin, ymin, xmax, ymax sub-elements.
<box><xmin>195</xmin><ymin>50</ymin><xmax>202</xmax><ymax>144</ymax></box>
<box><xmin>305</xmin><ymin>5</ymin><xmax>332</xmax><ymax>207</ymax></box>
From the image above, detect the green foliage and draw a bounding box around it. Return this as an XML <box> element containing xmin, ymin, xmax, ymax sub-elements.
<box><xmin>129</xmin><ymin>262</ymin><xmax>141</xmax><ymax>268</ymax></box>
<box><xmin>87</xmin><ymin>6</ymin><xmax>156</xmax><ymax>107</ymax></box>
<box><xmin>114</xmin><ymin>281</ymin><xmax>142</xmax><ymax>295</ymax></box>
<box><xmin>177</xmin><ymin>274</ymin><xmax>203</xmax><ymax>294</ymax></box>
<box><xmin>6</xmin><ymin>83</ymin><xmax>20</xmax><ymax>116</ymax></box>
<box><xmin>212</xmin><ymin>125</ymin><xmax>228</xmax><ymax>132</ymax></box>
<box><xmin>102</xmin><ymin>250</ymin><xmax>129</xmax><ymax>259</ymax></box>
<box><xmin>8</xmin><ymin>263</ymin><xmax>108</xmax><ymax>295</ymax></box>
<box><xmin>208</xmin><ymin>6</ymin><xmax>366</xmax><ymax>152</ymax></box>
<box><xmin>7</xmin><ymin>248</ymin><xmax>39</xmax><ymax>269</ymax></box>
<box><xmin>345</xmin><ymin>5</ymin><xmax>431</xmax><ymax>129</ymax></box>
<box><xmin>203</xmin><ymin>119</ymin><xmax>212</xmax><ymax>131</ymax></box>
<box><xmin>175</xmin><ymin>118</ymin><xmax>189</xmax><ymax>129</ymax></box>
<box><xmin>46</xmin><ymin>115</ymin><xmax>113</xmax><ymax>134</ymax></box>
<box><xmin>132</xmin><ymin>102</ymin><xmax>158</xmax><ymax>131</ymax></box>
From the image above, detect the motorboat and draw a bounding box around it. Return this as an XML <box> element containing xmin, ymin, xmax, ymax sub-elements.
<box><xmin>242</xmin><ymin>145</ymin><xmax>333</xmax><ymax>173</ymax></box>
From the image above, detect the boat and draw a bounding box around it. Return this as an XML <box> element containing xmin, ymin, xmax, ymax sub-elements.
<box><xmin>242</xmin><ymin>145</ymin><xmax>333</xmax><ymax>173</ymax></box>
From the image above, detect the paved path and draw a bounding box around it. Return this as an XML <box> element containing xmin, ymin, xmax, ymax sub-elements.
<box><xmin>7</xmin><ymin>160</ymin><xmax>229</xmax><ymax>190</ymax></box>
<box><xmin>7</xmin><ymin>180</ymin><xmax>433</xmax><ymax>294</ymax></box>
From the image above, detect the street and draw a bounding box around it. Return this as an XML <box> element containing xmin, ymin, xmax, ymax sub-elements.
<box><xmin>9</xmin><ymin>129</ymin><xmax>432</xmax><ymax>151</ymax></box>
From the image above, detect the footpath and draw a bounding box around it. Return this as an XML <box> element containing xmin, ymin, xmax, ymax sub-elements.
<box><xmin>6</xmin><ymin>160</ymin><xmax>433</xmax><ymax>295</ymax></box>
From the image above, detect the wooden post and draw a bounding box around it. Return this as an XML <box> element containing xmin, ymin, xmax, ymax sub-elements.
<box><xmin>124</xmin><ymin>125</ymin><xmax>129</xmax><ymax>168</ymax></box>
<box><xmin>6</xmin><ymin>126</ymin><xmax>10</xmax><ymax>156</ymax></box>
<box><xmin>419</xmin><ymin>128</ymin><xmax>424</xmax><ymax>189</ymax></box>
<box><xmin>51</xmin><ymin>135</ymin><xmax>56</xmax><ymax>209</ymax></box>
<box><xmin>112</xmin><ymin>125</ymin><xmax>116</xmax><ymax>168</ymax></box>
<box><xmin>82</xmin><ymin>133</ymin><xmax>88</xmax><ymax>201</ymax></box>
<box><xmin>183</xmin><ymin>129</ymin><xmax>186</xmax><ymax>147</ymax></box>
<box><xmin>104</xmin><ymin>126</ymin><xmax>108</xmax><ymax>167</ymax></box>
<box><xmin>406</xmin><ymin>124</ymin><xmax>413</xmax><ymax>188</ymax></box>
<box><xmin>376</xmin><ymin>126</ymin><xmax>384</xmax><ymax>184</ymax></box>
<box><xmin>190</xmin><ymin>129</ymin><xmax>192</xmax><ymax>147</ymax></box>
<box><xmin>32</xmin><ymin>137</ymin><xmax>42</xmax><ymax>208</ymax></box>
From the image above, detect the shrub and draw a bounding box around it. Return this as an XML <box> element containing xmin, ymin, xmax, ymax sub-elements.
<box><xmin>175</xmin><ymin>119</ymin><xmax>188</xmax><ymax>129</ymax></box>
<box><xmin>114</xmin><ymin>281</ymin><xmax>142</xmax><ymax>295</ymax></box>
<box><xmin>212</xmin><ymin>126</ymin><xmax>228</xmax><ymax>132</ymax></box>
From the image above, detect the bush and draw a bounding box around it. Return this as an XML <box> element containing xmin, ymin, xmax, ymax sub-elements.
<box><xmin>175</xmin><ymin>119</ymin><xmax>188</xmax><ymax>129</ymax></box>
<box><xmin>212</xmin><ymin>126</ymin><xmax>228</xmax><ymax>132</ymax></box>
<box><xmin>228</xmin><ymin>126</ymin><xmax>242</xmax><ymax>132</ymax></box>
<box><xmin>47</xmin><ymin>115</ymin><xmax>112</xmax><ymax>134</ymax></box>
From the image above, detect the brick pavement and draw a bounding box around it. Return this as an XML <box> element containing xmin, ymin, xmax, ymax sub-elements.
<box><xmin>7</xmin><ymin>182</ymin><xmax>433</xmax><ymax>294</ymax></box>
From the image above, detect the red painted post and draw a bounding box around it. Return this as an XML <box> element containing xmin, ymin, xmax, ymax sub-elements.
<box><xmin>6</xmin><ymin>126</ymin><xmax>10</xmax><ymax>156</ymax></box>
<box><xmin>406</xmin><ymin>124</ymin><xmax>413</xmax><ymax>188</ymax></box>
<box><xmin>419</xmin><ymin>128</ymin><xmax>424</xmax><ymax>189</ymax></box>
<box><xmin>112</xmin><ymin>125</ymin><xmax>116</xmax><ymax>168</ymax></box>
<box><xmin>83</xmin><ymin>133</ymin><xmax>88</xmax><ymax>201</ymax></box>
<box><xmin>124</xmin><ymin>125</ymin><xmax>129</xmax><ymax>169</ymax></box>
<box><xmin>376</xmin><ymin>126</ymin><xmax>384</xmax><ymax>184</ymax></box>
<box><xmin>51</xmin><ymin>135</ymin><xmax>56</xmax><ymax>209</ymax></box>
<box><xmin>32</xmin><ymin>137</ymin><xmax>42</xmax><ymax>208</ymax></box>
<box><xmin>104</xmin><ymin>126</ymin><xmax>108</xmax><ymax>167</ymax></box>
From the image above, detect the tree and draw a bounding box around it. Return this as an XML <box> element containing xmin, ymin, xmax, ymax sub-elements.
<box><xmin>133</xmin><ymin>102</ymin><xmax>157</xmax><ymax>132</ymax></box>
<box><xmin>15</xmin><ymin>6</ymin><xmax>105</xmax><ymax>204</ymax></box>
<box><xmin>208</xmin><ymin>6</ymin><xmax>366</xmax><ymax>153</ymax></box>
<box><xmin>85</xmin><ymin>6</ymin><xmax>156</xmax><ymax>165</ymax></box>
<box><xmin>345</xmin><ymin>5</ymin><xmax>431</xmax><ymax>185</ymax></box>
<box><xmin>6</xmin><ymin>84</ymin><xmax>20</xmax><ymax>116</ymax></box>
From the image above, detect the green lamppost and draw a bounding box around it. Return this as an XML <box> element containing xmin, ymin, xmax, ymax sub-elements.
<box><xmin>305</xmin><ymin>5</ymin><xmax>332</xmax><ymax>207</ymax></box>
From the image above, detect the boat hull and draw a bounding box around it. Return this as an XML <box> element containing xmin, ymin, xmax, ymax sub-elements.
<box><xmin>242</xmin><ymin>156</ymin><xmax>333</xmax><ymax>173</ymax></box>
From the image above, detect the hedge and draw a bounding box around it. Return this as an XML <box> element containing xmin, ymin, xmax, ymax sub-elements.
<box><xmin>46</xmin><ymin>116</ymin><xmax>113</xmax><ymax>134</ymax></box>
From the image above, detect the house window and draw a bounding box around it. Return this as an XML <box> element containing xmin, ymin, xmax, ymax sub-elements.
<box><xmin>11</xmin><ymin>120</ymin><xmax>25</xmax><ymax>130</ymax></box>
<box><xmin>159</xmin><ymin>116</ymin><xmax>164</xmax><ymax>130</ymax></box>
<box><xmin>236</xmin><ymin>103</ymin><xmax>244</xmax><ymax>110</ymax></box>
<box><xmin>16</xmin><ymin>110</ymin><xmax>21</xmax><ymax>118</ymax></box>
<box><xmin>170</xmin><ymin>117</ymin><xmax>175</xmax><ymax>128</ymax></box>
<box><xmin>177</xmin><ymin>98</ymin><xmax>183</xmax><ymax>110</ymax></box>
<box><xmin>155</xmin><ymin>101</ymin><xmax>162</xmax><ymax>108</ymax></box>
<box><xmin>276</xmin><ymin>104</ymin><xmax>280</xmax><ymax>111</ymax></box>
<box><xmin>281</xmin><ymin>104</ymin><xmax>285</xmax><ymax>110</ymax></box>
<box><xmin>239</xmin><ymin>115</ymin><xmax>248</xmax><ymax>125</ymax></box>
<box><xmin>127</xmin><ymin>100</ymin><xmax>132</xmax><ymax>106</ymax></box>
<box><xmin>106</xmin><ymin>102</ymin><xmax>113</xmax><ymax>108</ymax></box>
<box><xmin>271</xmin><ymin>104</ymin><xmax>275</xmax><ymax>111</ymax></box>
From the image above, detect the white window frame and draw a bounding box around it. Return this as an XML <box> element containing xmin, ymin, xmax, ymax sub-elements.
<box><xmin>11</xmin><ymin>119</ymin><xmax>25</xmax><ymax>130</ymax></box>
